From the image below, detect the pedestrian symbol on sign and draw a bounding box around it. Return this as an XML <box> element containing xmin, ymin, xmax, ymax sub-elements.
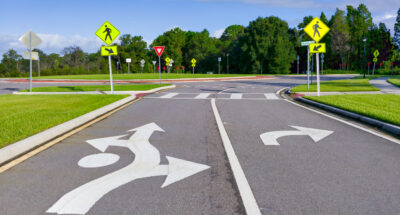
<box><xmin>104</xmin><ymin>25</ymin><xmax>112</xmax><ymax>41</ymax></box>
<box><xmin>313</xmin><ymin>21</ymin><xmax>322</xmax><ymax>38</ymax></box>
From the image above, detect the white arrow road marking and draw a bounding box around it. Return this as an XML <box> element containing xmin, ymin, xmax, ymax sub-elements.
<box><xmin>47</xmin><ymin>123</ymin><xmax>210</xmax><ymax>215</ymax></box>
<box><xmin>260</xmin><ymin>126</ymin><xmax>334</xmax><ymax>146</ymax></box>
<box><xmin>78</xmin><ymin>153</ymin><xmax>120</xmax><ymax>168</ymax></box>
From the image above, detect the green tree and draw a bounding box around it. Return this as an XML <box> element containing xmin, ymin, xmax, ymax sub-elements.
<box><xmin>331</xmin><ymin>9</ymin><xmax>350</xmax><ymax>69</ymax></box>
<box><xmin>394</xmin><ymin>8</ymin><xmax>400</xmax><ymax>50</ymax></box>
<box><xmin>239</xmin><ymin>16</ymin><xmax>296</xmax><ymax>74</ymax></box>
<box><xmin>119</xmin><ymin>35</ymin><xmax>149</xmax><ymax>73</ymax></box>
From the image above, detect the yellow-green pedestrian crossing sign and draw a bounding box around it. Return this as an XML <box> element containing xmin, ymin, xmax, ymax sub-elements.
<box><xmin>96</xmin><ymin>21</ymin><xmax>120</xmax><ymax>45</ymax></box>
<box><xmin>191</xmin><ymin>58</ymin><xmax>196</xmax><ymax>64</ymax></box>
<box><xmin>304</xmin><ymin>17</ymin><xmax>330</xmax><ymax>43</ymax></box>
<box><xmin>373</xmin><ymin>50</ymin><xmax>379</xmax><ymax>57</ymax></box>
<box><xmin>165</xmin><ymin>57</ymin><xmax>171</xmax><ymax>64</ymax></box>
<box><xmin>101</xmin><ymin>46</ymin><xmax>118</xmax><ymax>56</ymax></box>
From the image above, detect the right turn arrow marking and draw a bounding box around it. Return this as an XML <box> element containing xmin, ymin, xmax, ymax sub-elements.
<box><xmin>260</xmin><ymin>126</ymin><xmax>334</xmax><ymax>146</ymax></box>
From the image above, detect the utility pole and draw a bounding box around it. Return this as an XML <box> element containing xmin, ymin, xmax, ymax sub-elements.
<box><xmin>226</xmin><ymin>53</ymin><xmax>229</xmax><ymax>74</ymax></box>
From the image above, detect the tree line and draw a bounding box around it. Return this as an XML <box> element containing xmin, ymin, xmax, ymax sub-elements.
<box><xmin>1</xmin><ymin>4</ymin><xmax>400</xmax><ymax>77</ymax></box>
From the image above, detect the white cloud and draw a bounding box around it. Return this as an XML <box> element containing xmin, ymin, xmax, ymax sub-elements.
<box><xmin>213</xmin><ymin>28</ymin><xmax>225</xmax><ymax>38</ymax></box>
<box><xmin>0</xmin><ymin>33</ymin><xmax>109</xmax><ymax>56</ymax></box>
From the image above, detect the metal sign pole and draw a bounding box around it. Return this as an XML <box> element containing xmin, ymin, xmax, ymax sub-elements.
<box><xmin>158</xmin><ymin>56</ymin><xmax>161</xmax><ymax>84</ymax></box>
<box><xmin>297</xmin><ymin>56</ymin><xmax>299</xmax><ymax>75</ymax></box>
<box><xmin>29</xmin><ymin>31</ymin><xmax>32</xmax><ymax>92</ymax></box>
<box><xmin>108</xmin><ymin>55</ymin><xmax>114</xmax><ymax>93</ymax></box>
<box><xmin>372</xmin><ymin>62</ymin><xmax>376</xmax><ymax>75</ymax></box>
<box><xmin>38</xmin><ymin>57</ymin><xmax>40</xmax><ymax>77</ymax></box>
<box><xmin>307</xmin><ymin>46</ymin><xmax>310</xmax><ymax>89</ymax></box>
<box><xmin>128</xmin><ymin>63</ymin><xmax>130</xmax><ymax>74</ymax></box>
<box><xmin>316</xmin><ymin>53</ymin><xmax>320</xmax><ymax>96</ymax></box>
<box><xmin>193</xmin><ymin>67</ymin><xmax>194</xmax><ymax>74</ymax></box>
<box><xmin>218</xmin><ymin>61</ymin><xmax>220</xmax><ymax>74</ymax></box>
<box><xmin>311</xmin><ymin>54</ymin><xmax>313</xmax><ymax>85</ymax></box>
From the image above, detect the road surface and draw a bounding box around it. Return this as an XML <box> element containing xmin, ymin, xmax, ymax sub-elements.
<box><xmin>1</xmin><ymin>75</ymin><xmax>399</xmax><ymax>215</ymax></box>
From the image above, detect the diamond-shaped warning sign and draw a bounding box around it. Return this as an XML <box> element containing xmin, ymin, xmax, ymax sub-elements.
<box><xmin>95</xmin><ymin>21</ymin><xmax>120</xmax><ymax>45</ymax></box>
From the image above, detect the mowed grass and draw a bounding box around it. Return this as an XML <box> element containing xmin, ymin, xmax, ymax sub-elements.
<box><xmin>34</xmin><ymin>73</ymin><xmax>257</xmax><ymax>80</ymax></box>
<box><xmin>0</xmin><ymin>94</ymin><xmax>128</xmax><ymax>148</ymax></box>
<box><xmin>304</xmin><ymin>94</ymin><xmax>400</xmax><ymax>126</ymax></box>
<box><xmin>291</xmin><ymin>79</ymin><xmax>379</xmax><ymax>92</ymax></box>
<box><xmin>21</xmin><ymin>84</ymin><xmax>171</xmax><ymax>92</ymax></box>
<box><xmin>387</xmin><ymin>77</ymin><xmax>400</xmax><ymax>88</ymax></box>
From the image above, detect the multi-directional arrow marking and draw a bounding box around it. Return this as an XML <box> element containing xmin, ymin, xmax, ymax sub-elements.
<box><xmin>260</xmin><ymin>126</ymin><xmax>334</xmax><ymax>146</ymax></box>
<box><xmin>47</xmin><ymin>123</ymin><xmax>210</xmax><ymax>215</ymax></box>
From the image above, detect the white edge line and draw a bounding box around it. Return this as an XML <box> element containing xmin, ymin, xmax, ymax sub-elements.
<box><xmin>211</xmin><ymin>98</ymin><xmax>262</xmax><ymax>215</ymax></box>
<box><xmin>284</xmin><ymin>99</ymin><xmax>400</xmax><ymax>144</ymax></box>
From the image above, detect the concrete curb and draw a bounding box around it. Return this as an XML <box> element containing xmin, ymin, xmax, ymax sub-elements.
<box><xmin>12</xmin><ymin>85</ymin><xmax>176</xmax><ymax>95</ymax></box>
<box><xmin>0</xmin><ymin>85</ymin><xmax>176</xmax><ymax>166</ymax></box>
<box><xmin>294</xmin><ymin>96</ymin><xmax>400</xmax><ymax>137</ymax></box>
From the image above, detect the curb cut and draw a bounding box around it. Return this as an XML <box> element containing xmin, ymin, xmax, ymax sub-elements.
<box><xmin>294</xmin><ymin>96</ymin><xmax>400</xmax><ymax>137</ymax></box>
<box><xmin>0</xmin><ymin>85</ymin><xmax>176</xmax><ymax>166</ymax></box>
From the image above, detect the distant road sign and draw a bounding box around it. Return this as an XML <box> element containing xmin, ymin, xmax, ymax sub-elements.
<box><xmin>19</xmin><ymin>31</ymin><xmax>42</xmax><ymax>49</ymax></box>
<box><xmin>165</xmin><ymin>57</ymin><xmax>171</xmax><ymax>64</ymax></box>
<box><xmin>152</xmin><ymin>61</ymin><xmax>156</xmax><ymax>65</ymax></box>
<box><xmin>373</xmin><ymin>57</ymin><xmax>378</xmax><ymax>62</ymax></box>
<box><xmin>192</xmin><ymin>63</ymin><xmax>196</xmax><ymax>67</ymax></box>
<box><xmin>96</xmin><ymin>21</ymin><xmax>120</xmax><ymax>45</ymax></box>
<box><xmin>191</xmin><ymin>58</ymin><xmax>197</xmax><ymax>64</ymax></box>
<box><xmin>309</xmin><ymin>43</ymin><xmax>326</xmax><ymax>53</ymax></box>
<box><xmin>301</xmin><ymin>41</ymin><xmax>315</xmax><ymax>46</ymax></box>
<box><xmin>218</xmin><ymin>57</ymin><xmax>221</xmax><ymax>62</ymax></box>
<box><xmin>304</xmin><ymin>17</ymin><xmax>330</xmax><ymax>43</ymax></box>
<box><xmin>101</xmin><ymin>46</ymin><xmax>118</xmax><ymax>56</ymax></box>
<box><xmin>154</xmin><ymin>46</ymin><xmax>164</xmax><ymax>57</ymax></box>
<box><xmin>126</xmin><ymin>58</ymin><xmax>131</xmax><ymax>63</ymax></box>
<box><xmin>140</xmin><ymin>59</ymin><xmax>145</xmax><ymax>64</ymax></box>
<box><xmin>373</xmin><ymin>50</ymin><xmax>379</xmax><ymax>57</ymax></box>
<box><xmin>23</xmin><ymin>51</ymin><xmax>39</xmax><ymax>60</ymax></box>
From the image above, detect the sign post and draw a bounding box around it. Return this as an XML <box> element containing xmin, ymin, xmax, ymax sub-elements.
<box><xmin>153</xmin><ymin>46</ymin><xmax>165</xmax><ymax>84</ymax></box>
<box><xmin>218</xmin><ymin>57</ymin><xmax>221</xmax><ymax>74</ymax></box>
<box><xmin>191</xmin><ymin>58</ymin><xmax>197</xmax><ymax>74</ymax></box>
<box><xmin>368</xmin><ymin>62</ymin><xmax>370</xmax><ymax>75</ymax></box>
<box><xmin>301</xmin><ymin>41</ymin><xmax>314</xmax><ymax>89</ymax></box>
<box><xmin>321</xmin><ymin>53</ymin><xmax>324</xmax><ymax>74</ymax></box>
<box><xmin>140</xmin><ymin>59</ymin><xmax>145</xmax><ymax>74</ymax></box>
<box><xmin>296</xmin><ymin>55</ymin><xmax>299</xmax><ymax>75</ymax></box>
<box><xmin>96</xmin><ymin>21</ymin><xmax>120</xmax><ymax>94</ymax></box>
<box><xmin>126</xmin><ymin>58</ymin><xmax>131</xmax><ymax>73</ymax></box>
<box><xmin>304</xmin><ymin>17</ymin><xmax>330</xmax><ymax>96</ymax></box>
<box><xmin>19</xmin><ymin>30</ymin><xmax>42</xmax><ymax>92</ymax></box>
<box><xmin>372</xmin><ymin>50</ymin><xmax>379</xmax><ymax>75</ymax></box>
<box><xmin>152</xmin><ymin>61</ymin><xmax>156</xmax><ymax>73</ymax></box>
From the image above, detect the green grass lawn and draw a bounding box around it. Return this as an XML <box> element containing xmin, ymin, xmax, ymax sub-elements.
<box><xmin>21</xmin><ymin>84</ymin><xmax>171</xmax><ymax>92</ymax></box>
<box><xmin>291</xmin><ymin>79</ymin><xmax>379</xmax><ymax>92</ymax></box>
<box><xmin>33</xmin><ymin>73</ymin><xmax>258</xmax><ymax>80</ymax></box>
<box><xmin>0</xmin><ymin>94</ymin><xmax>128</xmax><ymax>148</ymax></box>
<box><xmin>304</xmin><ymin>94</ymin><xmax>400</xmax><ymax>126</ymax></box>
<box><xmin>387</xmin><ymin>77</ymin><xmax>400</xmax><ymax>88</ymax></box>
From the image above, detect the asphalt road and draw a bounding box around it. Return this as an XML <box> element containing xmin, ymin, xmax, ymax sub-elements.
<box><xmin>1</xmin><ymin>75</ymin><xmax>399</xmax><ymax>215</ymax></box>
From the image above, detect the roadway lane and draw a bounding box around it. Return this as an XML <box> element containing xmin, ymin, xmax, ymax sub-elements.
<box><xmin>0</xmin><ymin>98</ymin><xmax>242</xmax><ymax>215</ymax></box>
<box><xmin>216</xmin><ymin>96</ymin><xmax>400</xmax><ymax>214</ymax></box>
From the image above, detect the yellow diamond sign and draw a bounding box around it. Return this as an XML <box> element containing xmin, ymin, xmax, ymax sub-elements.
<box><xmin>96</xmin><ymin>21</ymin><xmax>120</xmax><ymax>45</ymax></box>
<box><xmin>101</xmin><ymin>46</ymin><xmax>118</xmax><ymax>56</ymax></box>
<box><xmin>304</xmin><ymin>17</ymin><xmax>330</xmax><ymax>43</ymax></box>
<box><xmin>309</xmin><ymin>43</ymin><xmax>326</xmax><ymax>53</ymax></box>
<box><xmin>165</xmin><ymin>57</ymin><xmax>171</xmax><ymax>63</ymax></box>
<box><xmin>191</xmin><ymin>58</ymin><xmax>196</xmax><ymax>64</ymax></box>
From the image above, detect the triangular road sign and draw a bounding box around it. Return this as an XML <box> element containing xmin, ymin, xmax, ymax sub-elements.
<box><xmin>154</xmin><ymin>46</ymin><xmax>165</xmax><ymax>57</ymax></box>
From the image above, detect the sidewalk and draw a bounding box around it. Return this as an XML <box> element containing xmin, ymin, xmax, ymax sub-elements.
<box><xmin>294</xmin><ymin>77</ymin><xmax>400</xmax><ymax>96</ymax></box>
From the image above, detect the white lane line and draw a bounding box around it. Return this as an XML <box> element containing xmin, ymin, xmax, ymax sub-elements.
<box><xmin>264</xmin><ymin>93</ymin><xmax>280</xmax><ymax>100</ymax></box>
<box><xmin>284</xmin><ymin>99</ymin><xmax>400</xmax><ymax>144</ymax></box>
<box><xmin>195</xmin><ymin>93</ymin><xmax>211</xmax><ymax>99</ymax></box>
<box><xmin>230</xmin><ymin>93</ymin><xmax>242</xmax><ymax>99</ymax></box>
<box><xmin>211</xmin><ymin>99</ymin><xmax>262</xmax><ymax>215</ymax></box>
<box><xmin>159</xmin><ymin>93</ymin><xmax>179</xmax><ymax>98</ymax></box>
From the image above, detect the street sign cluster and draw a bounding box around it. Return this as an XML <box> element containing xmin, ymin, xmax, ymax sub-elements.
<box><xmin>303</xmin><ymin>17</ymin><xmax>330</xmax><ymax>96</ymax></box>
<box><xmin>96</xmin><ymin>21</ymin><xmax>120</xmax><ymax>93</ymax></box>
<box><xmin>19</xmin><ymin>30</ymin><xmax>42</xmax><ymax>92</ymax></box>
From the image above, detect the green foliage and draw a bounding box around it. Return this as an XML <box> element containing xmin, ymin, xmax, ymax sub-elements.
<box><xmin>291</xmin><ymin>78</ymin><xmax>379</xmax><ymax>92</ymax></box>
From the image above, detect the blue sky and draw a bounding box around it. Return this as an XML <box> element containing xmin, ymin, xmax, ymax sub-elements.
<box><xmin>0</xmin><ymin>0</ymin><xmax>399</xmax><ymax>56</ymax></box>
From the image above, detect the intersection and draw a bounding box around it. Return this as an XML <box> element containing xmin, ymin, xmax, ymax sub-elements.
<box><xmin>1</xmin><ymin>76</ymin><xmax>399</xmax><ymax>215</ymax></box>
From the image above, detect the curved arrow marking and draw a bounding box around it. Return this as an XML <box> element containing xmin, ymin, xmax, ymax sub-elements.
<box><xmin>47</xmin><ymin>123</ymin><xmax>209</xmax><ymax>214</ymax></box>
<box><xmin>260</xmin><ymin>126</ymin><xmax>333</xmax><ymax>146</ymax></box>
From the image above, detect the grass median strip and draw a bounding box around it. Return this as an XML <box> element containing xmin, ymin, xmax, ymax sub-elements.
<box><xmin>304</xmin><ymin>94</ymin><xmax>400</xmax><ymax>126</ymax></box>
<box><xmin>33</xmin><ymin>73</ymin><xmax>257</xmax><ymax>80</ymax></box>
<box><xmin>291</xmin><ymin>78</ymin><xmax>379</xmax><ymax>92</ymax></box>
<box><xmin>21</xmin><ymin>84</ymin><xmax>171</xmax><ymax>92</ymax></box>
<box><xmin>387</xmin><ymin>78</ymin><xmax>400</xmax><ymax>88</ymax></box>
<box><xmin>0</xmin><ymin>94</ymin><xmax>129</xmax><ymax>148</ymax></box>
